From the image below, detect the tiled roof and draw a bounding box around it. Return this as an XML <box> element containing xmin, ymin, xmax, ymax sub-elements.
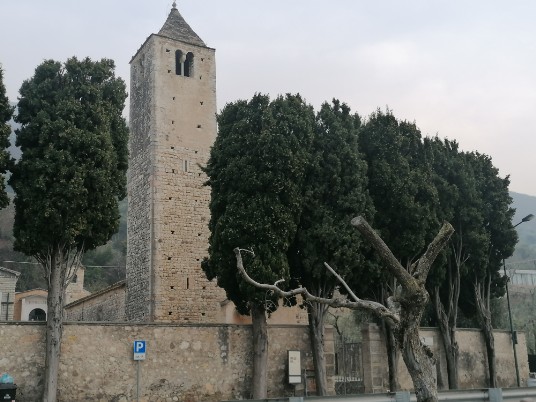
<box><xmin>0</xmin><ymin>266</ymin><xmax>21</xmax><ymax>277</ymax></box>
<box><xmin>158</xmin><ymin>3</ymin><xmax>205</xmax><ymax>47</ymax></box>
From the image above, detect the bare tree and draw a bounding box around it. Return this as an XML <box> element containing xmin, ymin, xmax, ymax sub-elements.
<box><xmin>235</xmin><ymin>216</ymin><xmax>454</xmax><ymax>402</ymax></box>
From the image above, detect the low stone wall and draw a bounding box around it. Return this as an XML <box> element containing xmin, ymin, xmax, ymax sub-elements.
<box><xmin>0</xmin><ymin>322</ymin><xmax>330</xmax><ymax>401</ymax></box>
<box><xmin>361</xmin><ymin>324</ymin><xmax>530</xmax><ymax>392</ymax></box>
<box><xmin>456</xmin><ymin>329</ymin><xmax>529</xmax><ymax>388</ymax></box>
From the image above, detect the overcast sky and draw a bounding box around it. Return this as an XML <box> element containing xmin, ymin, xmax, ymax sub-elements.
<box><xmin>2</xmin><ymin>1</ymin><xmax>535</xmax><ymax>195</ymax></box>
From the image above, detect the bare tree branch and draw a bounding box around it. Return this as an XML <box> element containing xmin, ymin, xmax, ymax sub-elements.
<box><xmin>323</xmin><ymin>262</ymin><xmax>359</xmax><ymax>302</ymax></box>
<box><xmin>351</xmin><ymin>216</ymin><xmax>415</xmax><ymax>290</ymax></box>
<box><xmin>352</xmin><ymin>216</ymin><xmax>454</xmax><ymax>288</ymax></box>
<box><xmin>413</xmin><ymin>222</ymin><xmax>455</xmax><ymax>283</ymax></box>
<box><xmin>234</xmin><ymin>247</ymin><xmax>400</xmax><ymax>323</ymax></box>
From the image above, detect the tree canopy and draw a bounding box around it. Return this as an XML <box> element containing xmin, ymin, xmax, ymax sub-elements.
<box><xmin>11</xmin><ymin>57</ymin><xmax>128</xmax><ymax>257</ymax></box>
<box><xmin>202</xmin><ymin>93</ymin><xmax>315</xmax><ymax>314</ymax></box>
<box><xmin>358</xmin><ymin>109</ymin><xmax>439</xmax><ymax>263</ymax></box>
<box><xmin>289</xmin><ymin>100</ymin><xmax>374</xmax><ymax>295</ymax></box>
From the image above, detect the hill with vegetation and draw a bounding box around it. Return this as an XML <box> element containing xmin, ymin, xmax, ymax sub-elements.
<box><xmin>0</xmin><ymin>196</ymin><xmax>126</xmax><ymax>292</ymax></box>
<box><xmin>509</xmin><ymin>192</ymin><xmax>536</xmax><ymax>265</ymax></box>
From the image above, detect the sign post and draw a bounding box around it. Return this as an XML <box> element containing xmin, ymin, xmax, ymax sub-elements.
<box><xmin>133</xmin><ymin>340</ymin><xmax>146</xmax><ymax>402</ymax></box>
<box><xmin>134</xmin><ymin>340</ymin><xmax>146</xmax><ymax>360</ymax></box>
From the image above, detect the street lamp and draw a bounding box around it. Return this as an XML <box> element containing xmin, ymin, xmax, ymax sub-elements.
<box><xmin>504</xmin><ymin>213</ymin><xmax>534</xmax><ymax>387</ymax></box>
<box><xmin>514</xmin><ymin>214</ymin><xmax>534</xmax><ymax>228</ymax></box>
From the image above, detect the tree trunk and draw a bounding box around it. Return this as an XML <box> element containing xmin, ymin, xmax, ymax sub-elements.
<box><xmin>398</xmin><ymin>323</ymin><xmax>438</xmax><ymax>402</ymax></box>
<box><xmin>349</xmin><ymin>217</ymin><xmax>453</xmax><ymax>402</ymax></box>
<box><xmin>382</xmin><ymin>282</ymin><xmax>399</xmax><ymax>391</ymax></box>
<box><xmin>251</xmin><ymin>303</ymin><xmax>268</xmax><ymax>399</ymax></box>
<box><xmin>43</xmin><ymin>258</ymin><xmax>66</xmax><ymax>402</ymax></box>
<box><xmin>433</xmin><ymin>288</ymin><xmax>459</xmax><ymax>389</ymax></box>
<box><xmin>481</xmin><ymin>318</ymin><xmax>497</xmax><ymax>388</ymax></box>
<box><xmin>475</xmin><ymin>280</ymin><xmax>497</xmax><ymax>388</ymax></box>
<box><xmin>441</xmin><ymin>325</ymin><xmax>458</xmax><ymax>389</ymax></box>
<box><xmin>308</xmin><ymin>301</ymin><xmax>329</xmax><ymax>395</ymax></box>
<box><xmin>383</xmin><ymin>319</ymin><xmax>399</xmax><ymax>391</ymax></box>
<box><xmin>396</xmin><ymin>290</ymin><xmax>438</xmax><ymax>402</ymax></box>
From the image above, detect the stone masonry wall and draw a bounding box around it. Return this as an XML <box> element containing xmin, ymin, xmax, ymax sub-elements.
<box><xmin>127</xmin><ymin>37</ymin><xmax>156</xmax><ymax>322</ymax></box>
<box><xmin>150</xmin><ymin>36</ymin><xmax>224</xmax><ymax>323</ymax></box>
<box><xmin>361</xmin><ymin>324</ymin><xmax>530</xmax><ymax>392</ymax></box>
<box><xmin>65</xmin><ymin>282</ymin><xmax>126</xmax><ymax>322</ymax></box>
<box><xmin>0</xmin><ymin>322</ymin><xmax>327</xmax><ymax>402</ymax></box>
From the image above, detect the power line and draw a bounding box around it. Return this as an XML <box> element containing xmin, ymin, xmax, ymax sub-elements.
<box><xmin>1</xmin><ymin>260</ymin><xmax>125</xmax><ymax>268</ymax></box>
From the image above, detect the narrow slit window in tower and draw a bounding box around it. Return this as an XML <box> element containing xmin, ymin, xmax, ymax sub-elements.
<box><xmin>186</xmin><ymin>277</ymin><xmax>190</xmax><ymax>289</ymax></box>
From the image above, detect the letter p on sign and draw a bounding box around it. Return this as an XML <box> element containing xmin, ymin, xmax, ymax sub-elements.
<box><xmin>134</xmin><ymin>340</ymin><xmax>146</xmax><ymax>360</ymax></box>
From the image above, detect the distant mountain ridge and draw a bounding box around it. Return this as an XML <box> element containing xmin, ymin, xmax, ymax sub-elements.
<box><xmin>509</xmin><ymin>192</ymin><xmax>536</xmax><ymax>263</ymax></box>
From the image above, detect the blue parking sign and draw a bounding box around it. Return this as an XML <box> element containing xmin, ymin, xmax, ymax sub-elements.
<box><xmin>133</xmin><ymin>340</ymin><xmax>146</xmax><ymax>360</ymax></box>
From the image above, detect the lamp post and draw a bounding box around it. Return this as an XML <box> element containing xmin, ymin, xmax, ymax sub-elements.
<box><xmin>504</xmin><ymin>213</ymin><xmax>534</xmax><ymax>387</ymax></box>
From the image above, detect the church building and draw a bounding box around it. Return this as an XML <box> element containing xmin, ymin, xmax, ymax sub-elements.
<box><xmin>64</xmin><ymin>2</ymin><xmax>307</xmax><ymax>326</ymax></box>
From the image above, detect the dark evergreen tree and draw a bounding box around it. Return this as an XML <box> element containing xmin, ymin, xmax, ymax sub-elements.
<box><xmin>288</xmin><ymin>100</ymin><xmax>374</xmax><ymax>394</ymax></box>
<box><xmin>202</xmin><ymin>93</ymin><xmax>315</xmax><ymax>398</ymax></box>
<box><xmin>359</xmin><ymin>110</ymin><xmax>439</xmax><ymax>258</ymax></box>
<box><xmin>424</xmin><ymin>137</ymin><xmax>481</xmax><ymax>389</ymax></box>
<box><xmin>424</xmin><ymin>139</ymin><xmax>517</xmax><ymax>388</ymax></box>
<box><xmin>468</xmin><ymin>151</ymin><xmax>517</xmax><ymax>388</ymax></box>
<box><xmin>10</xmin><ymin>57</ymin><xmax>128</xmax><ymax>402</ymax></box>
<box><xmin>358</xmin><ymin>109</ymin><xmax>440</xmax><ymax>390</ymax></box>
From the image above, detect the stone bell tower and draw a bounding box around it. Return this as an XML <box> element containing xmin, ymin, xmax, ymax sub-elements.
<box><xmin>126</xmin><ymin>3</ymin><xmax>224</xmax><ymax>323</ymax></box>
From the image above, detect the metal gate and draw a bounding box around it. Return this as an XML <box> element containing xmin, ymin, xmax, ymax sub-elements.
<box><xmin>334</xmin><ymin>340</ymin><xmax>364</xmax><ymax>395</ymax></box>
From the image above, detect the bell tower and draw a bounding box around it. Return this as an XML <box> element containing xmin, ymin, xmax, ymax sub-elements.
<box><xmin>126</xmin><ymin>3</ymin><xmax>224</xmax><ymax>322</ymax></box>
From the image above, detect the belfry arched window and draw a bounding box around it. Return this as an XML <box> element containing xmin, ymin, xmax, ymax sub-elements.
<box><xmin>184</xmin><ymin>52</ymin><xmax>194</xmax><ymax>77</ymax></box>
<box><xmin>175</xmin><ymin>50</ymin><xmax>194</xmax><ymax>77</ymax></box>
<box><xmin>175</xmin><ymin>50</ymin><xmax>183</xmax><ymax>75</ymax></box>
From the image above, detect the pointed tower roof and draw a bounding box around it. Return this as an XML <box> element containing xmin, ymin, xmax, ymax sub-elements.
<box><xmin>158</xmin><ymin>2</ymin><xmax>206</xmax><ymax>47</ymax></box>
